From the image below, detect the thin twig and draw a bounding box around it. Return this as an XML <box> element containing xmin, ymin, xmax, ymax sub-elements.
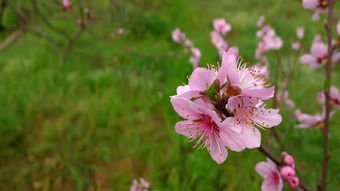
<box><xmin>318</xmin><ymin>0</ymin><xmax>335</xmax><ymax>190</ymax></box>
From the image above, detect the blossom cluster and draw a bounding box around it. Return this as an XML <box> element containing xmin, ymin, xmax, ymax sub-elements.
<box><xmin>210</xmin><ymin>18</ymin><xmax>232</xmax><ymax>57</ymax></box>
<box><xmin>130</xmin><ymin>178</ymin><xmax>150</xmax><ymax>191</ymax></box>
<box><xmin>256</xmin><ymin>153</ymin><xmax>300</xmax><ymax>191</ymax></box>
<box><xmin>171</xmin><ymin>28</ymin><xmax>201</xmax><ymax>68</ymax></box>
<box><xmin>170</xmin><ymin>48</ymin><xmax>282</xmax><ymax>164</ymax></box>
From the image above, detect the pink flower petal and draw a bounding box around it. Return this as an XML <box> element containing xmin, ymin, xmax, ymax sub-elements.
<box><xmin>300</xmin><ymin>54</ymin><xmax>317</xmax><ymax>64</ymax></box>
<box><xmin>188</xmin><ymin>67</ymin><xmax>217</xmax><ymax>90</ymax></box>
<box><xmin>311</xmin><ymin>42</ymin><xmax>327</xmax><ymax>58</ymax></box>
<box><xmin>207</xmin><ymin>132</ymin><xmax>228</xmax><ymax>164</ymax></box>
<box><xmin>241</xmin><ymin>126</ymin><xmax>261</xmax><ymax>148</ymax></box>
<box><xmin>170</xmin><ymin>96</ymin><xmax>201</xmax><ymax>119</ymax></box>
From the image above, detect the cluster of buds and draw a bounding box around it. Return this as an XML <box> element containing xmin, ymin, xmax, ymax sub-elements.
<box><xmin>280</xmin><ymin>153</ymin><xmax>299</xmax><ymax>188</ymax></box>
<box><xmin>110</xmin><ymin>28</ymin><xmax>125</xmax><ymax>39</ymax></box>
<box><xmin>170</xmin><ymin>48</ymin><xmax>282</xmax><ymax>164</ymax></box>
<box><xmin>255</xmin><ymin>153</ymin><xmax>300</xmax><ymax>191</ymax></box>
<box><xmin>210</xmin><ymin>18</ymin><xmax>232</xmax><ymax>57</ymax></box>
<box><xmin>171</xmin><ymin>28</ymin><xmax>201</xmax><ymax>68</ymax></box>
<box><xmin>130</xmin><ymin>178</ymin><xmax>150</xmax><ymax>191</ymax></box>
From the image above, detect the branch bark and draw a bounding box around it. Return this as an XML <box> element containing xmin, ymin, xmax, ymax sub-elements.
<box><xmin>318</xmin><ymin>0</ymin><xmax>335</xmax><ymax>190</ymax></box>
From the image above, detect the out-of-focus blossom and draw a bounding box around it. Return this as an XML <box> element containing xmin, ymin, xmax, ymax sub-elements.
<box><xmin>76</xmin><ymin>19</ymin><xmax>85</xmax><ymax>27</ymax></box>
<box><xmin>257</xmin><ymin>16</ymin><xmax>265</xmax><ymax>27</ymax></box>
<box><xmin>213</xmin><ymin>18</ymin><xmax>232</xmax><ymax>36</ymax></box>
<box><xmin>130</xmin><ymin>178</ymin><xmax>150</xmax><ymax>191</ymax></box>
<box><xmin>302</xmin><ymin>0</ymin><xmax>328</xmax><ymax>21</ymax></box>
<box><xmin>278</xmin><ymin>91</ymin><xmax>295</xmax><ymax>109</ymax></box>
<box><xmin>264</xmin><ymin>35</ymin><xmax>283</xmax><ymax>50</ymax></box>
<box><xmin>300</xmin><ymin>40</ymin><xmax>340</xmax><ymax>68</ymax></box>
<box><xmin>210</xmin><ymin>31</ymin><xmax>228</xmax><ymax>57</ymax></box>
<box><xmin>313</xmin><ymin>34</ymin><xmax>322</xmax><ymax>43</ymax></box>
<box><xmin>62</xmin><ymin>0</ymin><xmax>72</xmax><ymax>11</ymax></box>
<box><xmin>253</xmin><ymin>64</ymin><xmax>269</xmax><ymax>78</ymax></box>
<box><xmin>109</xmin><ymin>33</ymin><xmax>115</xmax><ymax>39</ymax></box>
<box><xmin>172</xmin><ymin>28</ymin><xmax>186</xmax><ymax>43</ymax></box>
<box><xmin>337</xmin><ymin>21</ymin><xmax>340</xmax><ymax>37</ymax></box>
<box><xmin>117</xmin><ymin>28</ymin><xmax>124</xmax><ymax>36</ymax></box>
<box><xmin>189</xmin><ymin>47</ymin><xmax>201</xmax><ymax>68</ymax></box>
<box><xmin>317</xmin><ymin>85</ymin><xmax>340</xmax><ymax>108</ymax></box>
<box><xmin>84</xmin><ymin>8</ymin><xmax>95</xmax><ymax>20</ymax></box>
<box><xmin>170</xmin><ymin>97</ymin><xmax>246</xmax><ymax>164</ymax></box>
<box><xmin>256</xmin><ymin>25</ymin><xmax>283</xmax><ymax>53</ymax></box>
<box><xmin>296</xmin><ymin>27</ymin><xmax>304</xmax><ymax>39</ymax></box>
<box><xmin>294</xmin><ymin>109</ymin><xmax>335</xmax><ymax>128</ymax></box>
<box><xmin>184</xmin><ymin>39</ymin><xmax>193</xmax><ymax>47</ymax></box>
<box><xmin>291</xmin><ymin>42</ymin><xmax>301</xmax><ymax>50</ymax></box>
<box><xmin>256</xmin><ymin>158</ymin><xmax>283</xmax><ymax>191</ymax></box>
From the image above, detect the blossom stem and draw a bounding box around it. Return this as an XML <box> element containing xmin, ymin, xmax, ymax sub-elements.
<box><xmin>318</xmin><ymin>0</ymin><xmax>335</xmax><ymax>190</ymax></box>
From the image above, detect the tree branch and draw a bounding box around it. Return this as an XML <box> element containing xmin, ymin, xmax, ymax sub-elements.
<box><xmin>318</xmin><ymin>0</ymin><xmax>335</xmax><ymax>190</ymax></box>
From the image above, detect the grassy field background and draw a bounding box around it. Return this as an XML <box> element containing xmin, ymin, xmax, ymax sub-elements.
<box><xmin>0</xmin><ymin>0</ymin><xmax>340</xmax><ymax>190</ymax></box>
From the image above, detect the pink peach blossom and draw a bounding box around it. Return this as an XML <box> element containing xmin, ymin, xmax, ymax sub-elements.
<box><xmin>291</xmin><ymin>42</ymin><xmax>301</xmax><ymax>50</ymax></box>
<box><xmin>256</xmin><ymin>158</ymin><xmax>283</xmax><ymax>191</ymax></box>
<box><xmin>253</xmin><ymin>64</ymin><xmax>269</xmax><ymax>79</ymax></box>
<box><xmin>219</xmin><ymin>48</ymin><xmax>275</xmax><ymax>100</ymax></box>
<box><xmin>317</xmin><ymin>85</ymin><xmax>340</xmax><ymax>108</ymax></box>
<box><xmin>302</xmin><ymin>0</ymin><xmax>328</xmax><ymax>21</ymax></box>
<box><xmin>226</xmin><ymin>96</ymin><xmax>282</xmax><ymax>148</ymax></box>
<box><xmin>117</xmin><ymin>28</ymin><xmax>124</xmax><ymax>36</ymax></box>
<box><xmin>211</xmin><ymin>31</ymin><xmax>228</xmax><ymax>57</ymax></box>
<box><xmin>170</xmin><ymin>97</ymin><xmax>246</xmax><ymax>164</ymax></box>
<box><xmin>296</xmin><ymin>27</ymin><xmax>304</xmax><ymax>39</ymax></box>
<box><xmin>300</xmin><ymin>41</ymin><xmax>327</xmax><ymax>68</ymax></box>
<box><xmin>282</xmin><ymin>154</ymin><xmax>295</xmax><ymax>167</ymax></box>
<box><xmin>213</xmin><ymin>18</ymin><xmax>232</xmax><ymax>36</ymax></box>
<box><xmin>189</xmin><ymin>47</ymin><xmax>201</xmax><ymax>68</ymax></box>
<box><xmin>172</xmin><ymin>28</ymin><xmax>186</xmax><ymax>43</ymax></box>
<box><xmin>294</xmin><ymin>109</ymin><xmax>335</xmax><ymax>128</ymax></box>
<box><xmin>62</xmin><ymin>0</ymin><xmax>72</xmax><ymax>11</ymax></box>
<box><xmin>257</xmin><ymin>16</ymin><xmax>265</xmax><ymax>27</ymax></box>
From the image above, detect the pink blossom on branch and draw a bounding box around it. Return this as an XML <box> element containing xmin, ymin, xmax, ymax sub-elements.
<box><xmin>226</xmin><ymin>96</ymin><xmax>282</xmax><ymax>148</ymax></box>
<box><xmin>170</xmin><ymin>97</ymin><xmax>246</xmax><ymax>164</ymax></box>
<box><xmin>256</xmin><ymin>158</ymin><xmax>283</xmax><ymax>191</ymax></box>
<box><xmin>213</xmin><ymin>18</ymin><xmax>232</xmax><ymax>36</ymax></box>
<box><xmin>302</xmin><ymin>0</ymin><xmax>328</xmax><ymax>21</ymax></box>
<box><xmin>294</xmin><ymin>109</ymin><xmax>335</xmax><ymax>128</ymax></box>
<box><xmin>317</xmin><ymin>85</ymin><xmax>340</xmax><ymax>108</ymax></box>
<box><xmin>62</xmin><ymin>0</ymin><xmax>72</xmax><ymax>11</ymax></box>
<box><xmin>300</xmin><ymin>39</ymin><xmax>340</xmax><ymax>68</ymax></box>
<box><xmin>172</xmin><ymin>28</ymin><xmax>186</xmax><ymax>44</ymax></box>
<box><xmin>257</xmin><ymin>16</ymin><xmax>266</xmax><ymax>27</ymax></box>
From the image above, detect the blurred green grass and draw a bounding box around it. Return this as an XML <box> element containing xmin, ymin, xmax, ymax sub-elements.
<box><xmin>0</xmin><ymin>0</ymin><xmax>340</xmax><ymax>190</ymax></box>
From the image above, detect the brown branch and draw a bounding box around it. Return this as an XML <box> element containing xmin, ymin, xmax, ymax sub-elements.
<box><xmin>0</xmin><ymin>28</ymin><xmax>25</xmax><ymax>51</ymax></box>
<box><xmin>318</xmin><ymin>0</ymin><xmax>335</xmax><ymax>190</ymax></box>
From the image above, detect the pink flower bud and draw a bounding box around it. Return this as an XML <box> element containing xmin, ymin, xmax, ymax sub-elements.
<box><xmin>283</xmin><ymin>154</ymin><xmax>295</xmax><ymax>166</ymax></box>
<box><xmin>280</xmin><ymin>166</ymin><xmax>295</xmax><ymax>180</ymax></box>
<box><xmin>289</xmin><ymin>177</ymin><xmax>300</xmax><ymax>188</ymax></box>
<box><xmin>117</xmin><ymin>28</ymin><xmax>124</xmax><ymax>36</ymax></box>
<box><xmin>110</xmin><ymin>33</ymin><xmax>116</xmax><ymax>39</ymax></box>
<box><xmin>62</xmin><ymin>0</ymin><xmax>72</xmax><ymax>11</ymax></box>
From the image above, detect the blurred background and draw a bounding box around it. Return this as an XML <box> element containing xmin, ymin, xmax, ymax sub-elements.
<box><xmin>0</xmin><ymin>0</ymin><xmax>340</xmax><ymax>190</ymax></box>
